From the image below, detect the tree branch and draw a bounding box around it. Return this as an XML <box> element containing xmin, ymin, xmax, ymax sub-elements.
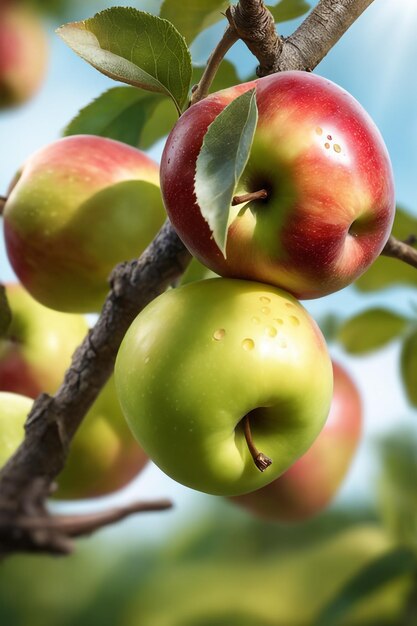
<box><xmin>0</xmin><ymin>220</ymin><xmax>189</xmax><ymax>554</ymax></box>
<box><xmin>0</xmin><ymin>0</ymin><xmax>377</xmax><ymax>555</ymax></box>
<box><xmin>0</xmin><ymin>195</ymin><xmax>6</xmax><ymax>216</ymax></box>
<box><xmin>226</xmin><ymin>0</ymin><xmax>283</xmax><ymax>76</ymax></box>
<box><xmin>381</xmin><ymin>236</ymin><xmax>417</xmax><ymax>270</ymax></box>
<box><xmin>277</xmin><ymin>0</ymin><xmax>375</xmax><ymax>72</ymax></box>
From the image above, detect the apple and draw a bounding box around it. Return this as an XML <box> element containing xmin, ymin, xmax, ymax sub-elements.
<box><xmin>0</xmin><ymin>282</ymin><xmax>88</xmax><ymax>397</ymax></box>
<box><xmin>0</xmin><ymin>1</ymin><xmax>48</xmax><ymax>109</ymax></box>
<box><xmin>230</xmin><ymin>360</ymin><xmax>362</xmax><ymax>521</ymax></box>
<box><xmin>0</xmin><ymin>283</ymin><xmax>148</xmax><ymax>499</ymax></box>
<box><xmin>115</xmin><ymin>277</ymin><xmax>333</xmax><ymax>496</ymax></box>
<box><xmin>160</xmin><ymin>71</ymin><xmax>395</xmax><ymax>300</ymax></box>
<box><xmin>0</xmin><ymin>391</ymin><xmax>32</xmax><ymax>469</ymax></box>
<box><xmin>3</xmin><ymin>135</ymin><xmax>166</xmax><ymax>313</ymax></box>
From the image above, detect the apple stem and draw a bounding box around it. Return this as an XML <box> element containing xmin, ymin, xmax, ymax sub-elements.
<box><xmin>0</xmin><ymin>195</ymin><xmax>6</xmax><ymax>215</ymax></box>
<box><xmin>244</xmin><ymin>414</ymin><xmax>272</xmax><ymax>472</ymax></box>
<box><xmin>232</xmin><ymin>189</ymin><xmax>268</xmax><ymax>206</ymax></box>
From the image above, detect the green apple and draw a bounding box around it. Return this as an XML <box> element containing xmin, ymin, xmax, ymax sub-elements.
<box><xmin>231</xmin><ymin>360</ymin><xmax>362</xmax><ymax>521</ymax></box>
<box><xmin>3</xmin><ymin>135</ymin><xmax>166</xmax><ymax>313</ymax></box>
<box><xmin>0</xmin><ymin>391</ymin><xmax>32</xmax><ymax>468</ymax></box>
<box><xmin>0</xmin><ymin>2</ymin><xmax>48</xmax><ymax>109</ymax></box>
<box><xmin>0</xmin><ymin>284</ymin><xmax>147</xmax><ymax>499</ymax></box>
<box><xmin>115</xmin><ymin>278</ymin><xmax>333</xmax><ymax>496</ymax></box>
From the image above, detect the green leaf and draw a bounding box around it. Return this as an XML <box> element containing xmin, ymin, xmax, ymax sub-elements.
<box><xmin>0</xmin><ymin>286</ymin><xmax>11</xmax><ymax>338</ymax></box>
<box><xmin>267</xmin><ymin>0</ymin><xmax>311</xmax><ymax>22</ymax></box>
<box><xmin>160</xmin><ymin>0</ymin><xmax>228</xmax><ymax>44</ymax></box>
<box><xmin>356</xmin><ymin>207</ymin><xmax>417</xmax><ymax>292</ymax></box>
<box><xmin>64</xmin><ymin>87</ymin><xmax>164</xmax><ymax>147</ymax></box>
<box><xmin>57</xmin><ymin>7</ymin><xmax>192</xmax><ymax>114</ymax></box>
<box><xmin>400</xmin><ymin>328</ymin><xmax>417</xmax><ymax>407</ymax></box>
<box><xmin>195</xmin><ymin>88</ymin><xmax>258</xmax><ymax>256</ymax></box>
<box><xmin>337</xmin><ymin>308</ymin><xmax>409</xmax><ymax>354</ymax></box>
<box><xmin>313</xmin><ymin>547</ymin><xmax>417</xmax><ymax>626</ymax></box>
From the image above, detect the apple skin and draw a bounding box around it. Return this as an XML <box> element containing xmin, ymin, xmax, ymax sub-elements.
<box><xmin>3</xmin><ymin>135</ymin><xmax>166</xmax><ymax>313</ymax></box>
<box><xmin>115</xmin><ymin>277</ymin><xmax>333</xmax><ymax>496</ymax></box>
<box><xmin>0</xmin><ymin>284</ymin><xmax>148</xmax><ymax>499</ymax></box>
<box><xmin>0</xmin><ymin>391</ymin><xmax>32</xmax><ymax>468</ymax></box>
<box><xmin>0</xmin><ymin>2</ymin><xmax>48</xmax><ymax>109</ymax></box>
<box><xmin>231</xmin><ymin>360</ymin><xmax>362</xmax><ymax>521</ymax></box>
<box><xmin>161</xmin><ymin>71</ymin><xmax>395</xmax><ymax>300</ymax></box>
<box><xmin>0</xmin><ymin>282</ymin><xmax>88</xmax><ymax>396</ymax></box>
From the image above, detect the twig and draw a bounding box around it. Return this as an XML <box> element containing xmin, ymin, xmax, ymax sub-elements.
<box><xmin>190</xmin><ymin>26</ymin><xmax>239</xmax><ymax>105</ymax></box>
<box><xmin>381</xmin><ymin>235</ymin><xmax>417</xmax><ymax>270</ymax></box>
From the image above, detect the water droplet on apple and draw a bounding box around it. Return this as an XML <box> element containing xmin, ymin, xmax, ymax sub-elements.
<box><xmin>278</xmin><ymin>339</ymin><xmax>287</xmax><ymax>348</ymax></box>
<box><xmin>144</xmin><ymin>356</ymin><xmax>150</xmax><ymax>364</ymax></box>
<box><xmin>261</xmin><ymin>307</ymin><xmax>271</xmax><ymax>315</ymax></box>
<box><xmin>242</xmin><ymin>338</ymin><xmax>255</xmax><ymax>351</ymax></box>
<box><xmin>285</xmin><ymin>303</ymin><xmax>294</xmax><ymax>309</ymax></box>
<box><xmin>334</xmin><ymin>144</ymin><xmax>342</xmax><ymax>153</ymax></box>
<box><xmin>289</xmin><ymin>316</ymin><xmax>300</xmax><ymax>326</ymax></box>
<box><xmin>259</xmin><ymin>296</ymin><xmax>271</xmax><ymax>304</ymax></box>
<box><xmin>315</xmin><ymin>127</ymin><xmax>323</xmax><ymax>135</ymax></box>
<box><xmin>274</xmin><ymin>318</ymin><xmax>284</xmax><ymax>325</ymax></box>
<box><xmin>266</xmin><ymin>326</ymin><xmax>277</xmax><ymax>337</ymax></box>
<box><xmin>324</xmin><ymin>142</ymin><xmax>330</xmax><ymax>149</ymax></box>
<box><xmin>213</xmin><ymin>329</ymin><xmax>226</xmax><ymax>341</ymax></box>
<box><xmin>327</xmin><ymin>134</ymin><xmax>332</xmax><ymax>140</ymax></box>
<box><xmin>252</xmin><ymin>316</ymin><xmax>260</xmax><ymax>324</ymax></box>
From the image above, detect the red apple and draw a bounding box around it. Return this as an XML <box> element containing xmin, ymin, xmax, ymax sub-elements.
<box><xmin>0</xmin><ymin>1</ymin><xmax>48</xmax><ymax>109</ymax></box>
<box><xmin>0</xmin><ymin>284</ymin><xmax>148</xmax><ymax>499</ymax></box>
<box><xmin>230</xmin><ymin>360</ymin><xmax>362</xmax><ymax>521</ymax></box>
<box><xmin>161</xmin><ymin>71</ymin><xmax>395</xmax><ymax>299</ymax></box>
<box><xmin>3</xmin><ymin>135</ymin><xmax>166</xmax><ymax>313</ymax></box>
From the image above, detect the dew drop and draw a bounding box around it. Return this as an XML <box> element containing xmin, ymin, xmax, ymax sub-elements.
<box><xmin>242</xmin><ymin>338</ymin><xmax>255</xmax><ymax>351</ymax></box>
<box><xmin>274</xmin><ymin>318</ymin><xmax>284</xmax><ymax>325</ymax></box>
<box><xmin>144</xmin><ymin>356</ymin><xmax>150</xmax><ymax>364</ymax></box>
<box><xmin>213</xmin><ymin>328</ymin><xmax>226</xmax><ymax>341</ymax></box>
<box><xmin>327</xmin><ymin>134</ymin><xmax>332</xmax><ymax>140</ymax></box>
<box><xmin>333</xmin><ymin>144</ymin><xmax>341</xmax><ymax>153</ymax></box>
<box><xmin>324</xmin><ymin>142</ymin><xmax>330</xmax><ymax>149</ymax></box>
<box><xmin>315</xmin><ymin>127</ymin><xmax>323</xmax><ymax>136</ymax></box>
<box><xmin>266</xmin><ymin>326</ymin><xmax>277</xmax><ymax>337</ymax></box>
<box><xmin>252</xmin><ymin>316</ymin><xmax>260</xmax><ymax>324</ymax></box>
<box><xmin>261</xmin><ymin>307</ymin><xmax>271</xmax><ymax>315</ymax></box>
<box><xmin>289</xmin><ymin>315</ymin><xmax>300</xmax><ymax>326</ymax></box>
<box><xmin>260</xmin><ymin>296</ymin><xmax>271</xmax><ymax>304</ymax></box>
<box><xmin>285</xmin><ymin>303</ymin><xmax>294</xmax><ymax>309</ymax></box>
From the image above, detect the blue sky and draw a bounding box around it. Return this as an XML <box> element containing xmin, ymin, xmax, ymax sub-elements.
<box><xmin>1</xmin><ymin>0</ymin><xmax>416</xmax><ymax>534</ymax></box>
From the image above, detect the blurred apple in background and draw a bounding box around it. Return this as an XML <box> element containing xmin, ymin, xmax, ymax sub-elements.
<box><xmin>0</xmin><ymin>0</ymin><xmax>48</xmax><ymax>110</ymax></box>
<box><xmin>0</xmin><ymin>391</ymin><xmax>32</xmax><ymax>468</ymax></box>
<box><xmin>3</xmin><ymin>135</ymin><xmax>166</xmax><ymax>313</ymax></box>
<box><xmin>0</xmin><ymin>284</ymin><xmax>148</xmax><ymax>499</ymax></box>
<box><xmin>231</xmin><ymin>360</ymin><xmax>362</xmax><ymax>521</ymax></box>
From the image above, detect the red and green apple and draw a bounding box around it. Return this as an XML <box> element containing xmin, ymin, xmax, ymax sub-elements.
<box><xmin>0</xmin><ymin>1</ymin><xmax>48</xmax><ymax>109</ymax></box>
<box><xmin>161</xmin><ymin>71</ymin><xmax>395</xmax><ymax>299</ymax></box>
<box><xmin>3</xmin><ymin>135</ymin><xmax>166</xmax><ymax>313</ymax></box>
<box><xmin>0</xmin><ymin>284</ymin><xmax>148</xmax><ymax>499</ymax></box>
